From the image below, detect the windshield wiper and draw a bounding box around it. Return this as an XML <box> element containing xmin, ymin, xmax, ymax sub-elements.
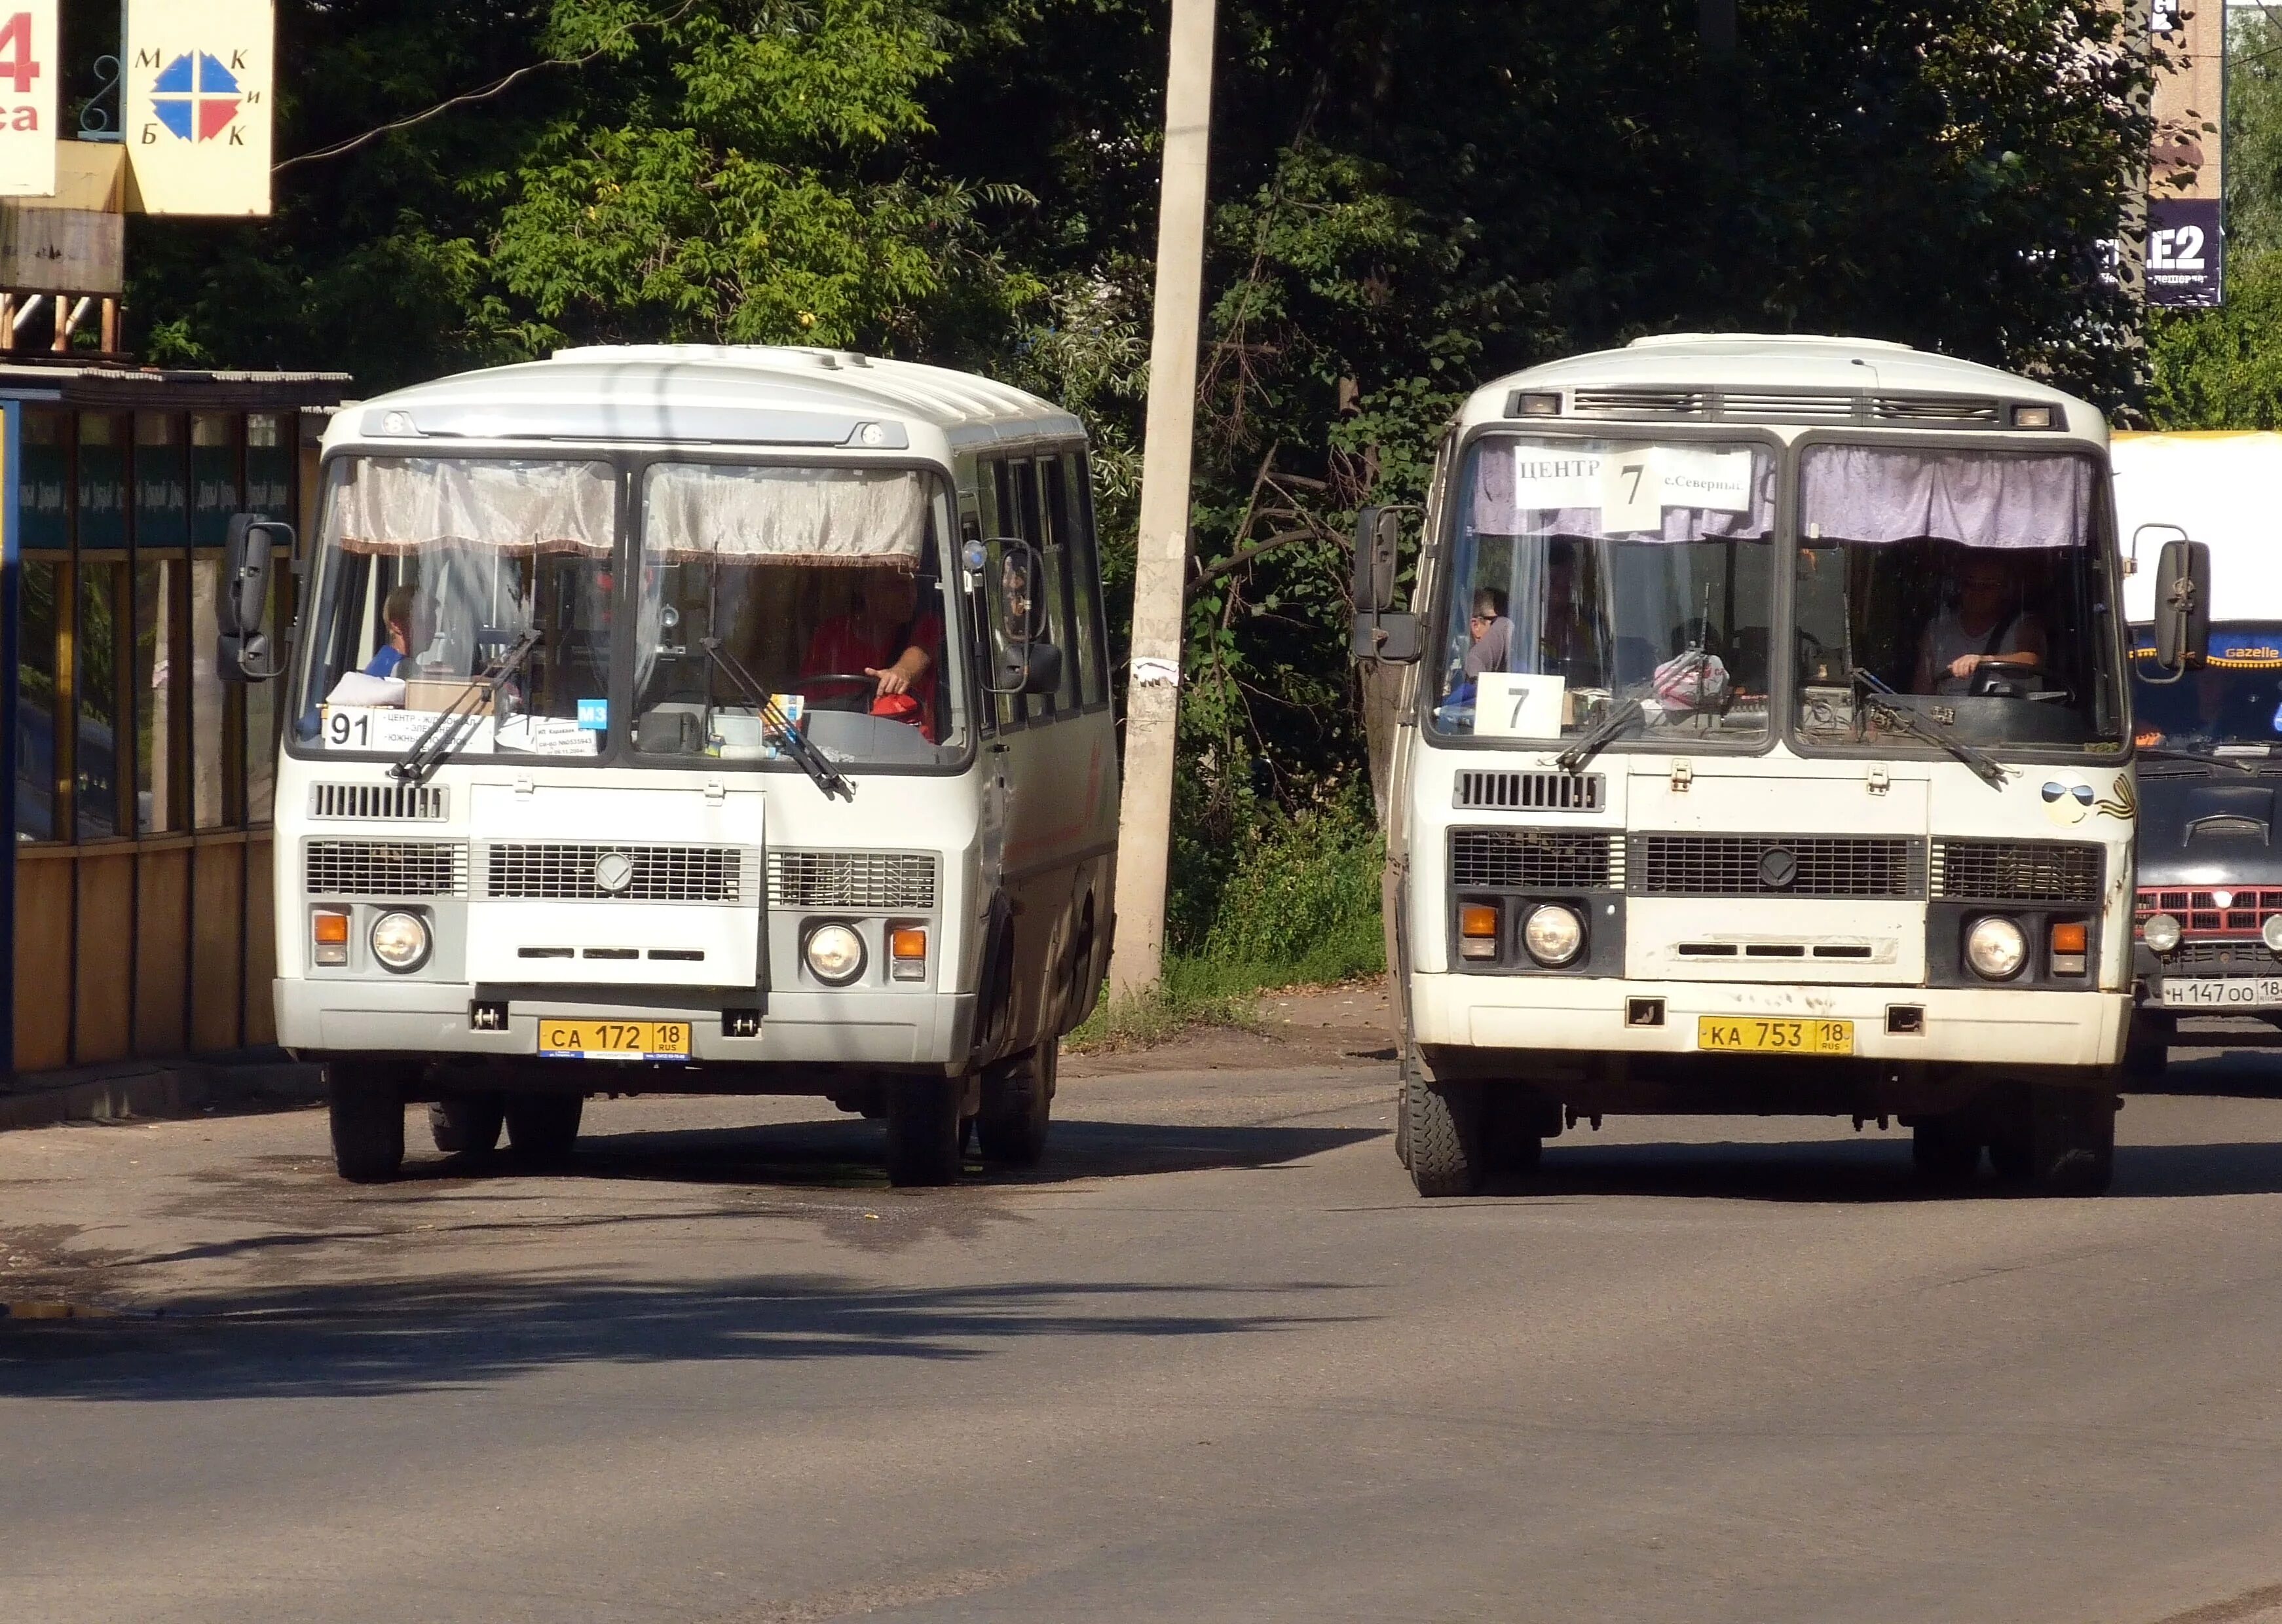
<box><xmin>1557</xmin><ymin>693</ymin><xmax>1647</xmax><ymax>773</ymax></box>
<box><xmin>698</xmin><ymin>637</ymin><xmax>853</xmax><ymax>801</ymax></box>
<box><xmin>2137</xmin><ymin>745</ymin><xmax>2254</xmax><ymax>775</ymax></box>
<box><xmin>1848</xmin><ymin>669</ymin><xmax>2010</xmax><ymax>790</ymax></box>
<box><xmin>390</xmin><ymin>627</ymin><xmax>542</xmax><ymax>787</ymax></box>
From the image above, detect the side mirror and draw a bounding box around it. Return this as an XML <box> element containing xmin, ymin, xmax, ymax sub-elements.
<box><xmin>1351</xmin><ymin>504</ymin><xmax>1421</xmax><ymax>664</ymax></box>
<box><xmin>981</xmin><ymin>538</ymin><xmax>1056</xmax><ymax>694</ymax></box>
<box><xmin>217</xmin><ymin>513</ymin><xmax>293</xmax><ymax>682</ymax></box>
<box><xmin>2152</xmin><ymin>536</ymin><xmax>2211</xmax><ymax>676</ymax></box>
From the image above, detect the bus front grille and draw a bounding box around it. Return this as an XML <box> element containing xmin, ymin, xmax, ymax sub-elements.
<box><xmin>1452</xmin><ymin>770</ymin><xmax>1603</xmax><ymax>812</ymax></box>
<box><xmin>482</xmin><ymin>843</ymin><xmax>747</xmax><ymax>904</ymax></box>
<box><xmin>1934</xmin><ymin>840</ymin><xmax>2103</xmax><ymax>904</ymax></box>
<box><xmin>1449</xmin><ymin>830</ymin><xmax>1616</xmax><ymax>891</ymax></box>
<box><xmin>1628</xmin><ymin>834</ymin><xmax>1924</xmax><ymax>899</ymax></box>
<box><xmin>305</xmin><ymin>840</ymin><xmax>468</xmax><ymax>898</ymax></box>
<box><xmin>309</xmin><ymin>782</ymin><xmax>448</xmax><ymax>821</ymax></box>
<box><xmin>768</xmin><ymin>851</ymin><xmax>939</xmax><ymax>912</ymax></box>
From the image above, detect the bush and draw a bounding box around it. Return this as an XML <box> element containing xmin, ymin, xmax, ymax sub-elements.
<box><xmin>1196</xmin><ymin>797</ymin><xmax>1385</xmax><ymax>986</ymax></box>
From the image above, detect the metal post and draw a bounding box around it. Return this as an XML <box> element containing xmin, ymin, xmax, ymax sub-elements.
<box><xmin>1106</xmin><ymin>0</ymin><xmax>1218</xmax><ymax>1003</ymax></box>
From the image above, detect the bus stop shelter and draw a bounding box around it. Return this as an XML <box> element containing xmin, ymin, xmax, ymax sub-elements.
<box><xmin>3</xmin><ymin>363</ymin><xmax>349</xmax><ymax>1087</ymax></box>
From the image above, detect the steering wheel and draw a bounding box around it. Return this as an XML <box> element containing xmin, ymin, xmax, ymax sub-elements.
<box><xmin>792</xmin><ymin>672</ymin><xmax>880</xmax><ymax>713</ymax></box>
<box><xmin>1969</xmin><ymin>657</ymin><xmax>2040</xmax><ymax>701</ymax></box>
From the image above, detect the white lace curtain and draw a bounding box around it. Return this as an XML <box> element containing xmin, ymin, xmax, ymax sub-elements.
<box><xmin>1800</xmin><ymin>445</ymin><xmax>2093</xmax><ymax>549</ymax></box>
<box><xmin>642</xmin><ymin>464</ymin><xmax>927</xmax><ymax>566</ymax></box>
<box><xmin>330</xmin><ymin>458</ymin><xmax>617</xmax><ymax>556</ymax></box>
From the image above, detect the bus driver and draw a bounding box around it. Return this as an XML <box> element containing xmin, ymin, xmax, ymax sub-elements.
<box><xmin>1915</xmin><ymin>553</ymin><xmax>2046</xmax><ymax>696</ymax></box>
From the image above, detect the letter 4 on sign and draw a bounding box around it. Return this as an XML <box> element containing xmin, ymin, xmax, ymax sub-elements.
<box><xmin>124</xmin><ymin>0</ymin><xmax>275</xmax><ymax>216</ymax></box>
<box><xmin>0</xmin><ymin>1</ymin><xmax>58</xmax><ymax>197</ymax></box>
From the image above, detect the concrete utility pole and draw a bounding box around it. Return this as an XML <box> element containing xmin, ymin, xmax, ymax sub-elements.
<box><xmin>1107</xmin><ymin>0</ymin><xmax>1218</xmax><ymax>1003</ymax></box>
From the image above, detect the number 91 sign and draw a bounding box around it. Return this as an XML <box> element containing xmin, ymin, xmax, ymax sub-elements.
<box><xmin>0</xmin><ymin>1</ymin><xmax>56</xmax><ymax>197</ymax></box>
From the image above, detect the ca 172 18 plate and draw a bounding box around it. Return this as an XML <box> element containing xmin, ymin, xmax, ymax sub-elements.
<box><xmin>538</xmin><ymin>1019</ymin><xmax>692</xmax><ymax>1061</ymax></box>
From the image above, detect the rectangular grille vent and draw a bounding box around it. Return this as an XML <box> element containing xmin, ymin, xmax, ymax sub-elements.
<box><xmin>310</xmin><ymin>782</ymin><xmax>447</xmax><ymax>821</ymax></box>
<box><xmin>1452</xmin><ymin>771</ymin><xmax>1603</xmax><ymax>812</ymax></box>
<box><xmin>1935</xmin><ymin>840</ymin><xmax>2103</xmax><ymax>904</ymax></box>
<box><xmin>1717</xmin><ymin>391</ymin><xmax>1858</xmax><ymax>424</ymax></box>
<box><xmin>1450</xmin><ymin>830</ymin><xmax>1617</xmax><ymax>891</ymax></box>
<box><xmin>1871</xmin><ymin>394</ymin><xmax>2001</xmax><ymax>425</ymax></box>
<box><xmin>484</xmin><ymin>843</ymin><xmax>745</xmax><ymax>904</ymax></box>
<box><xmin>1569</xmin><ymin>388</ymin><xmax>1710</xmax><ymax>420</ymax></box>
<box><xmin>1629</xmin><ymin>834</ymin><xmax>1924</xmax><ymax>898</ymax></box>
<box><xmin>305</xmin><ymin>840</ymin><xmax>467</xmax><ymax>898</ymax></box>
<box><xmin>2164</xmin><ymin>941</ymin><xmax>2281</xmax><ymax>969</ymax></box>
<box><xmin>1558</xmin><ymin>386</ymin><xmax>2016</xmax><ymax>429</ymax></box>
<box><xmin>2137</xmin><ymin>886</ymin><xmax>2282</xmax><ymax>938</ymax></box>
<box><xmin>768</xmin><ymin>851</ymin><xmax>939</xmax><ymax>911</ymax></box>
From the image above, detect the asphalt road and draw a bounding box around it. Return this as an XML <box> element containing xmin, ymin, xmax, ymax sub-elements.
<box><xmin>7</xmin><ymin>1025</ymin><xmax>2282</xmax><ymax>1624</ymax></box>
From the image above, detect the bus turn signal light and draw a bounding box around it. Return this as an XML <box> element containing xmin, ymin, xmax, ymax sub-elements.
<box><xmin>2051</xmin><ymin>921</ymin><xmax>2088</xmax><ymax>975</ymax></box>
<box><xmin>889</xmin><ymin>926</ymin><xmax>928</xmax><ymax>981</ymax></box>
<box><xmin>1459</xmin><ymin>904</ymin><xmax>1499</xmax><ymax>960</ymax></box>
<box><xmin>312</xmin><ymin>910</ymin><xmax>351</xmax><ymax>967</ymax></box>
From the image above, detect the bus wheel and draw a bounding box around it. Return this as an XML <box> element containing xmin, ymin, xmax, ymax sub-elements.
<box><xmin>327</xmin><ymin>1061</ymin><xmax>407</xmax><ymax>1184</ymax></box>
<box><xmin>1407</xmin><ymin>1077</ymin><xmax>1486</xmax><ymax>1198</ymax></box>
<box><xmin>1910</xmin><ymin>1116</ymin><xmax>1981</xmax><ymax>1186</ymax></box>
<box><xmin>505</xmin><ymin>1095</ymin><xmax>584</xmax><ymax>1165</ymax></box>
<box><xmin>977</xmin><ymin>1043</ymin><xmax>1054</xmax><ymax>1168</ymax></box>
<box><xmin>1989</xmin><ymin>1085</ymin><xmax>2115</xmax><ymax>1196</ymax></box>
<box><xmin>886</xmin><ymin>1077</ymin><xmax>963</xmax><ymax>1187</ymax></box>
<box><xmin>428</xmin><ymin>1093</ymin><xmax>504</xmax><ymax>1157</ymax></box>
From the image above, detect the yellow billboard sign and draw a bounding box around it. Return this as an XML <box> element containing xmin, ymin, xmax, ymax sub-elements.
<box><xmin>124</xmin><ymin>0</ymin><xmax>274</xmax><ymax>216</ymax></box>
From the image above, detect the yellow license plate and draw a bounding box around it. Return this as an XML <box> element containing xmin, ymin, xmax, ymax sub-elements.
<box><xmin>538</xmin><ymin>1019</ymin><xmax>692</xmax><ymax>1061</ymax></box>
<box><xmin>1696</xmin><ymin>1016</ymin><xmax>1854</xmax><ymax>1056</ymax></box>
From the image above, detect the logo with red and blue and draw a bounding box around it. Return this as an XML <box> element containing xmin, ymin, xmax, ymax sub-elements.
<box><xmin>150</xmin><ymin>52</ymin><xmax>243</xmax><ymax>143</ymax></box>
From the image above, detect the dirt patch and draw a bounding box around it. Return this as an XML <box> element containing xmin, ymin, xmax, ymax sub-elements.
<box><xmin>1062</xmin><ymin>982</ymin><xmax>1394</xmax><ymax>1079</ymax></box>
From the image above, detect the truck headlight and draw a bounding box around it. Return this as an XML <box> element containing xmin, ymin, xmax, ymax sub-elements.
<box><xmin>1966</xmin><ymin>916</ymin><xmax>2027</xmax><ymax>981</ymax></box>
<box><xmin>1522</xmin><ymin>904</ymin><xmax>1584</xmax><ymax>967</ymax></box>
<box><xmin>2142</xmin><ymin>912</ymin><xmax>2182</xmax><ymax>953</ymax></box>
<box><xmin>369</xmin><ymin>911</ymin><xmax>432</xmax><ymax>974</ymax></box>
<box><xmin>804</xmin><ymin>922</ymin><xmax>867</xmax><ymax>986</ymax></box>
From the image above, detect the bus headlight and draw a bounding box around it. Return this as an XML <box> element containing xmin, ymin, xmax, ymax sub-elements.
<box><xmin>1522</xmin><ymin>904</ymin><xmax>1584</xmax><ymax>967</ymax></box>
<box><xmin>2142</xmin><ymin>913</ymin><xmax>2182</xmax><ymax>954</ymax></box>
<box><xmin>369</xmin><ymin>911</ymin><xmax>432</xmax><ymax>974</ymax></box>
<box><xmin>804</xmin><ymin>922</ymin><xmax>867</xmax><ymax>986</ymax></box>
<box><xmin>1966</xmin><ymin>916</ymin><xmax>2028</xmax><ymax>981</ymax></box>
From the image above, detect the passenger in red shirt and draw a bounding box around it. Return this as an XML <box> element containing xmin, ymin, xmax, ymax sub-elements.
<box><xmin>802</xmin><ymin>566</ymin><xmax>943</xmax><ymax>741</ymax></box>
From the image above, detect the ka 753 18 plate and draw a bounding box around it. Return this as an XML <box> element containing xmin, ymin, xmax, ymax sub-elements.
<box><xmin>1696</xmin><ymin>1016</ymin><xmax>1855</xmax><ymax>1056</ymax></box>
<box><xmin>538</xmin><ymin>1019</ymin><xmax>692</xmax><ymax>1061</ymax></box>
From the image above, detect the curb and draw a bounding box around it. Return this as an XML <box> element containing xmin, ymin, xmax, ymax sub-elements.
<box><xmin>0</xmin><ymin>1054</ymin><xmax>324</xmax><ymax>1132</ymax></box>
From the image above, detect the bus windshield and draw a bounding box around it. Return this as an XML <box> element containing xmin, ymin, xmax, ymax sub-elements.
<box><xmin>292</xmin><ymin>456</ymin><xmax>969</xmax><ymax>768</ymax></box>
<box><xmin>1431</xmin><ymin>435</ymin><xmax>1777</xmax><ymax>743</ymax></box>
<box><xmin>2133</xmin><ymin>627</ymin><xmax>2282</xmax><ymax>763</ymax></box>
<box><xmin>1792</xmin><ymin>445</ymin><xmax>2125</xmax><ymax>752</ymax></box>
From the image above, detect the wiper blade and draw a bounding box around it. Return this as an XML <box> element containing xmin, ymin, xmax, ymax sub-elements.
<box><xmin>390</xmin><ymin>627</ymin><xmax>542</xmax><ymax>787</ymax></box>
<box><xmin>1848</xmin><ymin>669</ymin><xmax>2010</xmax><ymax>790</ymax></box>
<box><xmin>2137</xmin><ymin>745</ymin><xmax>2253</xmax><ymax>775</ymax></box>
<box><xmin>1556</xmin><ymin>694</ymin><xmax>1646</xmax><ymax>773</ymax></box>
<box><xmin>699</xmin><ymin>637</ymin><xmax>853</xmax><ymax>801</ymax></box>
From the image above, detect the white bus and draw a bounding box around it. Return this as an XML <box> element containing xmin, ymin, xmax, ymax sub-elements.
<box><xmin>1358</xmin><ymin>334</ymin><xmax>2183</xmax><ymax>1198</ymax></box>
<box><xmin>217</xmin><ymin>346</ymin><xmax>1119</xmax><ymax>1185</ymax></box>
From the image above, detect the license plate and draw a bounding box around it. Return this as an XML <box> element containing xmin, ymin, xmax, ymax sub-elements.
<box><xmin>1696</xmin><ymin>1016</ymin><xmax>1856</xmax><ymax>1056</ymax></box>
<box><xmin>2158</xmin><ymin>976</ymin><xmax>2282</xmax><ymax>1010</ymax></box>
<box><xmin>538</xmin><ymin>1018</ymin><xmax>692</xmax><ymax>1061</ymax></box>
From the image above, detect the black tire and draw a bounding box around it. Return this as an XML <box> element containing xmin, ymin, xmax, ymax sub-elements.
<box><xmin>504</xmin><ymin>1094</ymin><xmax>584</xmax><ymax>1164</ymax></box>
<box><xmin>1911</xmin><ymin>1115</ymin><xmax>1981</xmax><ymax>1186</ymax></box>
<box><xmin>976</xmin><ymin>1043</ymin><xmax>1054</xmax><ymax>1168</ymax></box>
<box><xmin>1989</xmin><ymin>1084</ymin><xmax>2116</xmax><ymax>1196</ymax></box>
<box><xmin>1406</xmin><ymin>1076</ymin><xmax>1486</xmax><ymax>1198</ymax></box>
<box><xmin>428</xmin><ymin>1093</ymin><xmax>505</xmax><ymax>1156</ymax></box>
<box><xmin>885</xmin><ymin>1076</ymin><xmax>963</xmax><ymax>1187</ymax></box>
<box><xmin>327</xmin><ymin>1061</ymin><xmax>407</xmax><ymax>1184</ymax></box>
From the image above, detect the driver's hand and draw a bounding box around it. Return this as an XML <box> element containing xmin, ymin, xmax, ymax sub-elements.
<box><xmin>1947</xmin><ymin>653</ymin><xmax>1981</xmax><ymax>680</ymax></box>
<box><xmin>867</xmin><ymin>665</ymin><xmax>910</xmax><ymax>696</ymax></box>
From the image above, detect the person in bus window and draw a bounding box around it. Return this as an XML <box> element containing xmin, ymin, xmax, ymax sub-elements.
<box><xmin>1914</xmin><ymin>553</ymin><xmax>2046</xmax><ymax>696</ymax></box>
<box><xmin>1463</xmin><ymin>586</ymin><xmax>1514</xmax><ymax>678</ymax></box>
<box><xmin>365</xmin><ymin>585</ymin><xmax>417</xmax><ymax>680</ymax></box>
<box><xmin>802</xmin><ymin>565</ymin><xmax>943</xmax><ymax>739</ymax></box>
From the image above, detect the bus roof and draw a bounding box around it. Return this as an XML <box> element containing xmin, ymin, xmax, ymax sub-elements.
<box><xmin>1459</xmin><ymin>333</ymin><xmax>2102</xmax><ymax>440</ymax></box>
<box><xmin>326</xmin><ymin>345</ymin><xmax>1085</xmax><ymax>458</ymax></box>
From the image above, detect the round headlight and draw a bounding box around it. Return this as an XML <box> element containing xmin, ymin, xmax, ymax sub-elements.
<box><xmin>1966</xmin><ymin>916</ymin><xmax>2028</xmax><ymax>981</ymax></box>
<box><xmin>1522</xmin><ymin>904</ymin><xmax>1584</xmax><ymax>967</ymax></box>
<box><xmin>2143</xmin><ymin>912</ymin><xmax>2182</xmax><ymax>954</ymax></box>
<box><xmin>804</xmin><ymin>922</ymin><xmax>867</xmax><ymax>986</ymax></box>
<box><xmin>369</xmin><ymin>910</ymin><xmax>432</xmax><ymax>973</ymax></box>
<box><xmin>2262</xmin><ymin>915</ymin><xmax>2282</xmax><ymax>953</ymax></box>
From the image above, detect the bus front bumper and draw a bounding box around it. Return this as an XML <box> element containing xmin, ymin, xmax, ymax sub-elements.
<box><xmin>1410</xmin><ymin>974</ymin><xmax>2129</xmax><ymax>1071</ymax></box>
<box><xmin>275</xmin><ymin>978</ymin><xmax>976</xmax><ymax>1071</ymax></box>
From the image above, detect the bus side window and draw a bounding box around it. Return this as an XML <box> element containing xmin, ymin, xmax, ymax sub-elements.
<box><xmin>1007</xmin><ymin>457</ymin><xmax>1054</xmax><ymax>721</ymax></box>
<box><xmin>1023</xmin><ymin>455</ymin><xmax>1081</xmax><ymax>716</ymax></box>
<box><xmin>1057</xmin><ymin>449</ymin><xmax>1110</xmax><ymax>707</ymax></box>
<box><xmin>977</xmin><ymin>455</ymin><xmax>1024</xmax><ymax>731</ymax></box>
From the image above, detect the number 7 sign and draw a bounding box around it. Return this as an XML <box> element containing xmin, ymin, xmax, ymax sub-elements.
<box><xmin>0</xmin><ymin>1</ymin><xmax>56</xmax><ymax>197</ymax></box>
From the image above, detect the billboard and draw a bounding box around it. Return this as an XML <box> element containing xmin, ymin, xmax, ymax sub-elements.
<box><xmin>2146</xmin><ymin>0</ymin><xmax>2223</xmax><ymax>307</ymax></box>
<box><xmin>124</xmin><ymin>0</ymin><xmax>274</xmax><ymax>216</ymax></box>
<box><xmin>0</xmin><ymin>2</ymin><xmax>58</xmax><ymax>197</ymax></box>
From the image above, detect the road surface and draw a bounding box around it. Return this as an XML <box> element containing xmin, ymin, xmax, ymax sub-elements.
<box><xmin>5</xmin><ymin>1012</ymin><xmax>2282</xmax><ymax>1623</ymax></box>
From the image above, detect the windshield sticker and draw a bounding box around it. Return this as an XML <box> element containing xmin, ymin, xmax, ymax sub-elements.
<box><xmin>1474</xmin><ymin>672</ymin><xmax>1567</xmax><ymax>738</ymax></box>
<box><xmin>576</xmin><ymin>697</ymin><xmax>608</xmax><ymax>731</ymax></box>
<box><xmin>497</xmin><ymin>716</ymin><xmax>599</xmax><ymax>757</ymax></box>
<box><xmin>319</xmin><ymin>705</ymin><xmax>493</xmax><ymax>754</ymax></box>
<box><xmin>1505</xmin><ymin>446</ymin><xmax>1755</xmax><ymax>521</ymax></box>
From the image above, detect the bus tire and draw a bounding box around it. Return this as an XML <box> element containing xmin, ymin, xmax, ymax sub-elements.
<box><xmin>1911</xmin><ymin>1115</ymin><xmax>1981</xmax><ymax>1185</ymax></box>
<box><xmin>1407</xmin><ymin>1077</ymin><xmax>1486</xmax><ymax>1198</ymax></box>
<box><xmin>428</xmin><ymin>1093</ymin><xmax>504</xmax><ymax>1157</ymax></box>
<box><xmin>886</xmin><ymin>1076</ymin><xmax>963</xmax><ymax>1186</ymax></box>
<box><xmin>977</xmin><ymin>1042</ymin><xmax>1054</xmax><ymax>1168</ymax></box>
<box><xmin>327</xmin><ymin>1061</ymin><xmax>406</xmax><ymax>1184</ymax></box>
<box><xmin>505</xmin><ymin>1094</ymin><xmax>584</xmax><ymax>1164</ymax></box>
<box><xmin>1990</xmin><ymin>1084</ymin><xmax>2115</xmax><ymax>1196</ymax></box>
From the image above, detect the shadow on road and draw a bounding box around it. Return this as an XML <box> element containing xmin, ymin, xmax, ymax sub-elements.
<box><xmin>0</xmin><ymin>1273</ymin><xmax>1366</xmax><ymax>1401</ymax></box>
